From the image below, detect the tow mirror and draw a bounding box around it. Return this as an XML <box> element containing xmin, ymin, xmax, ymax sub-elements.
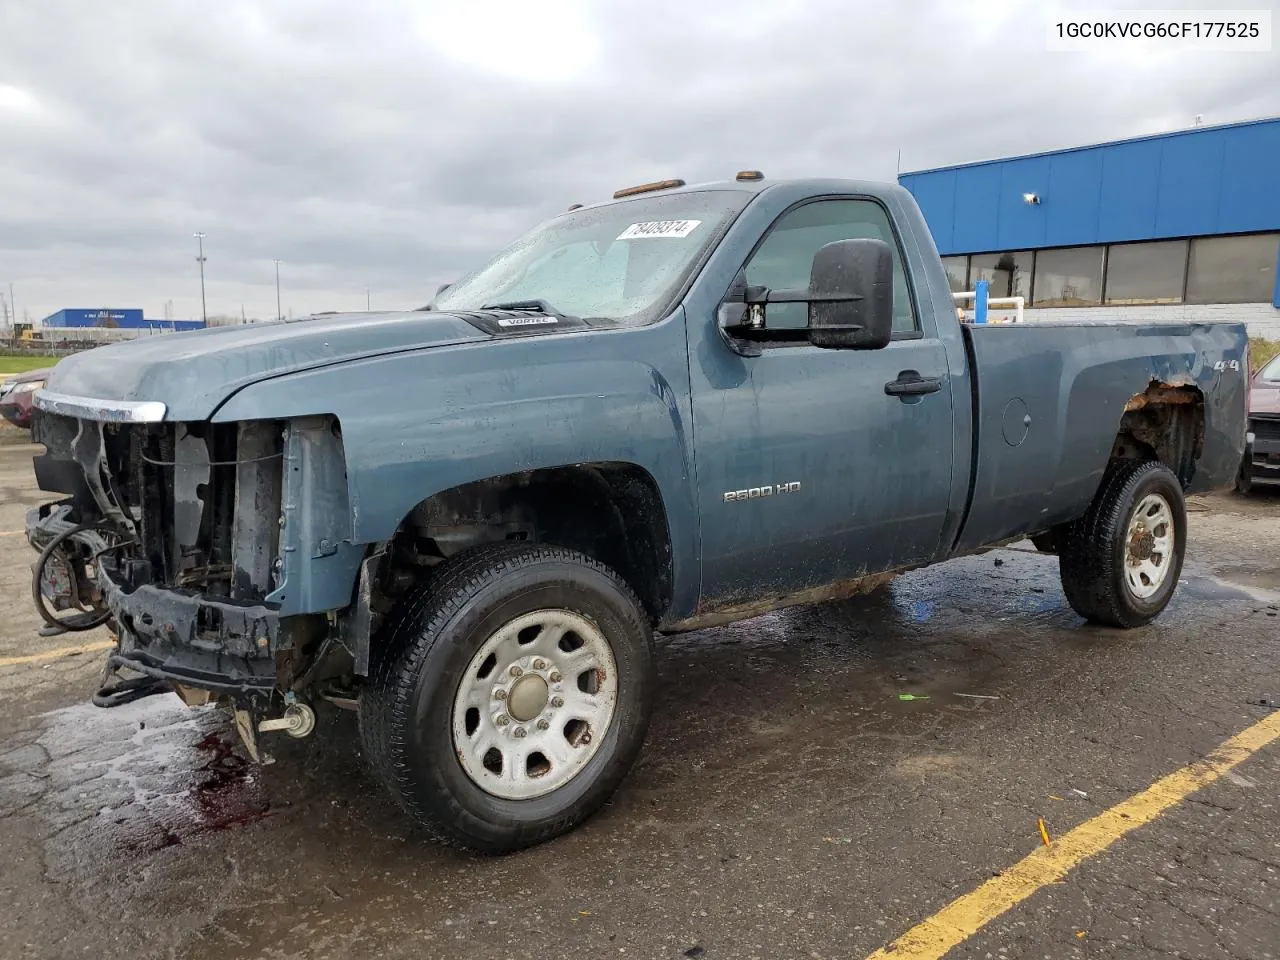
<box><xmin>806</xmin><ymin>239</ymin><xmax>893</xmax><ymax>350</ymax></box>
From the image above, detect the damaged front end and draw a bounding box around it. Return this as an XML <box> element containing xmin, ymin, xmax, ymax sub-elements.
<box><xmin>28</xmin><ymin>401</ymin><xmax>358</xmax><ymax>759</ymax></box>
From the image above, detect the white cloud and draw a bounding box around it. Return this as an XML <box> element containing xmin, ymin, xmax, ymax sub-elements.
<box><xmin>0</xmin><ymin>83</ymin><xmax>40</xmax><ymax>114</ymax></box>
<box><xmin>416</xmin><ymin>0</ymin><xmax>601</xmax><ymax>83</ymax></box>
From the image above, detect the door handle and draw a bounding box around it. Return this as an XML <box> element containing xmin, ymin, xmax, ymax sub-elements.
<box><xmin>884</xmin><ymin>372</ymin><xmax>942</xmax><ymax>398</ymax></box>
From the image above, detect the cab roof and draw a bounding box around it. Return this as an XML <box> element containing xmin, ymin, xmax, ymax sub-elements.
<box><xmin>571</xmin><ymin>176</ymin><xmax>901</xmax><ymax>213</ymax></box>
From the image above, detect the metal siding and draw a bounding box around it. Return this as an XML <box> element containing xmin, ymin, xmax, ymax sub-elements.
<box><xmin>1219</xmin><ymin>123</ymin><xmax>1280</xmax><ymax>233</ymax></box>
<box><xmin>1045</xmin><ymin>149</ymin><xmax>1103</xmax><ymax>246</ymax></box>
<box><xmin>900</xmin><ymin>117</ymin><xmax>1280</xmax><ymax>254</ymax></box>
<box><xmin>951</xmin><ymin>164</ymin><xmax>1003</xmax><ymax>253</ymax></box>
<box><xmin>995</xmin><ymin>156</ymin><xmax>1050</xmax><ymax>249</ymax></box>
<box><xmin>1154</xmin><ymin>132</ymin><xmax>1224</xmax><ymax>237</ymax></box>
<box><xmin>1097</xmin><ymin>140</ymin><xmax>1162</xmax><ymax>241</ymax></box>
<box><xmin>898</xmin><ymin>169</ymin><xmax>958</xmax><ymax>252</ymax></box>
<box><xmin>48</xmin><ymin>308</ymin><xmax>146</xmax><ymax>328</ymax></box>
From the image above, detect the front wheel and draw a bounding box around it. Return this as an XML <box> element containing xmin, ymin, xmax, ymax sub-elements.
<box><xmin>1058</xmin><ymin>460</ymin><xmax>1187</xmax><ymax>628</ymax></box>
<box><xmin>360</xmin><ymin>543</ymin><xmax>655</xmax><ymax>852</ymax></box>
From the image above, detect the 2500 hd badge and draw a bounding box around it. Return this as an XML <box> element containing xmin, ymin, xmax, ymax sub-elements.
<box><xmin>723</xmin><ymin>482</ymin><xmax>802</xmax><ymax>502</ymax></box>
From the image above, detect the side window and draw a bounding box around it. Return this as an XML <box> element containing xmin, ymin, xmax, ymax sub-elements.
<box><xmin>743</xmin><ymin>199</ymin><xmax>919</xmax><ymax>335</ymax></box>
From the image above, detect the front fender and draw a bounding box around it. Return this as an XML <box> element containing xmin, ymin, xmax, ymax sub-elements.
<box><xmin>212</xmin><ymin>313</ymin><xmax>701</xmax><ymax>618</ymax></box>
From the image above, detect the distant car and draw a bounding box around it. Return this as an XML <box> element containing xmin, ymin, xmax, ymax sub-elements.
<box><xmin>1238</xmin><ymin>354</ymin><xmax>1280</xmax><ymax>493</ymax></box>
<box><xmin>0</xmin><ymin>367</ymin><xmax>52</xmax><ymax>430</ymax></box>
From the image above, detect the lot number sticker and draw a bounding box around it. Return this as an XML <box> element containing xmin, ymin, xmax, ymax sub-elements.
<box><xmin>617</xmin><ymin>219</ymin><xmax>702</xmax><ymax>240</ymax></box>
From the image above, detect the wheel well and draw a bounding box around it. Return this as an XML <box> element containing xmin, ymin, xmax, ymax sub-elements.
<box><xmin>368</xmin><ymin>464</ymin><xmax>673</xmax><ymax>630</ymax></box>
<box><xmin>1109</xmin><ymin>381</ymin><xmax>1204</xmax><ymax>488</ymax></box>
<box><xmin>1026</xmin><ymin>382</ymin><xmax>1203</xmax><ymax>557</ymax></box>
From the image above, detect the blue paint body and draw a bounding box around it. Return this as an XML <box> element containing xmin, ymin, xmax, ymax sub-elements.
<box><xmin>41</xmin><ymin>178</ymin><xmax>1249</xmax><ymax>636</ymax></box>
<box><xmin>899</xmin><ymin>117</ymin><xmax>1280</xmax><ymax>254</ymax></box>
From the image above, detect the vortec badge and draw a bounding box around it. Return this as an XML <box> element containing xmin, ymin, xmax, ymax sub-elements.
<box><xmin>497</xmin><ymin>316</ymin><xmax>559</xmax><ymax>328</ymax></box>
<box><xmin>723</xmin><ymin>482</ymin><xmax>801</xmax><ymax>503</ymax></box>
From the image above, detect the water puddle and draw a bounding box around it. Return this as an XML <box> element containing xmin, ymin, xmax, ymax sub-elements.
<box><xmin>28</xmin><ymin>694</ymin><xmax>272</xmax><ymax>856</ymax></box>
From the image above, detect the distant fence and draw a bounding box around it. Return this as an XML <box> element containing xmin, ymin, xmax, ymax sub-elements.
<box><xmin>1</xmin><ymin>324</ymin><xmax>201</xmax><ymax>357</ymax></box>
<box><xmin>0</xmin><ymin>340</ymin><xmax>79</xmax><ymax>357</ymax></box>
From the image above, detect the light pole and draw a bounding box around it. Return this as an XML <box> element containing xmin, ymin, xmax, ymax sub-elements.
<box><xmin>193</xmin><ymin>233</ymin><xmax>207</xmax><ymax>324</ymax></box>
<box><xmin>366</xmin><ymin>287</ymin><xmax>371</xmax><ymax>311</ymax></box>
<box><xmin>273</xmin><ymin>259</ymin><xmax>282</xmax><ymax>322</ymax></box>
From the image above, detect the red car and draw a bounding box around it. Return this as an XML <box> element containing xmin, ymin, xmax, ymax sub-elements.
<box><xmin>0</xmin><ymin>367</ymin><xmax>52</xmax><ymax>430</ymax></box>
<box><xmin>1239</xmin><ymin>353</ymin><xmax>1280</xmax><ymax>493</ymax></box>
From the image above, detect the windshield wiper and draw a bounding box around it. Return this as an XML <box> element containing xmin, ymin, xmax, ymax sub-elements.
<box><xmin>481</xmin><ymin>298</ymin><xmax>578</xmax><ymax>320</ymax></box>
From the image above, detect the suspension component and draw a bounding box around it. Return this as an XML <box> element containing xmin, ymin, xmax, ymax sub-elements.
<box><xmin>257</xmin><ymin>702</ymin><xmax>317</xmax><ymax>739</ymax></box>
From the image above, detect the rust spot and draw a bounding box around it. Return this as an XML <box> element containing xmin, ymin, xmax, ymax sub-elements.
<box><xmin>1115</xmin><ymin>380</ymin><xmax>1205</xmax><ymax>485</ymax></box>
<box><xmin>666</xmin><ymin>571</ymin><xmax>899</xmax><ymax>633</ymax></box>
<box><xmin>1124</xmin><ymin>379</ymin><xmax>1198</xmax><ymax>411</ymax></box>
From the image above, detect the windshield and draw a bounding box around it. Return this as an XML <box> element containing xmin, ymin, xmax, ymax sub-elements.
<box><xmin>1260</xmin><ymin>354</ymin><xmax>1280</xmax><ymax>381</ymax></box>
<box><xmin>433</xmin><ymin>189</ymin><xmax>750</xmax><ymax>325</ymax></box>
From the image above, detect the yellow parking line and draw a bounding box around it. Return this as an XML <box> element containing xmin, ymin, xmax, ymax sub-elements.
<box><xmin>865</xmin><ymin>709</ymin><xmax>1280</xmax><ymax>960</ymax></box>
<box><xmin>0</xmin><ymin>639</ymin><xmax>116</xmax><ymax>668</ymax></box>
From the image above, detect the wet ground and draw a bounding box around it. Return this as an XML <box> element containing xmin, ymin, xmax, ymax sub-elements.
<box><xmin>1</xmin><ymin>423</ymin><xmax>1277</xmax><ymax>960</ymax></box>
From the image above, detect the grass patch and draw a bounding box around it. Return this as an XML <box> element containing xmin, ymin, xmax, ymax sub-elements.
<box><xmin>1249</xmin><ymin>338</ymin><xmax>1280</xmax><ymax>374</ymax></box>
<box><xmin>0</xmin><ymin>355</ymin><xmax>57</xmax><ymax>375</ymax></box>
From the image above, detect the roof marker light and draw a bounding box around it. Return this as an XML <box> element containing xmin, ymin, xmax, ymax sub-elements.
<box><xmin>612</xmin><ymin>178</ymin><xmax>685</xmax><ymax>199</ymax></box>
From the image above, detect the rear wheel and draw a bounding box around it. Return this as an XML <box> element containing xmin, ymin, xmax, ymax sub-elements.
<box><xmin>1235</xmin><ymin>456</ymin><xmax>1253</xmax><ymax>495</ymax></box>
<box><xmin>1058</xmin><ymin>460</ymin><xmax>1186</xmax><ymax>628</ymax></box>
<box><xmin>360</xmin><ymin>543</ymin><xmax>655</xmax><ymax>852</ymax></box>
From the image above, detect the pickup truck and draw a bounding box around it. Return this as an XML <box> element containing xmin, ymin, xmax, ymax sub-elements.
<box><xmin>25</xmin><ymin>173</ymin><xmax>1247</xmax><ymax>852</ymax></box>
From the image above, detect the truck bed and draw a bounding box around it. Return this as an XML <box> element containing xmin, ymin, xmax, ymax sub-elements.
<box><xmin>951</xmin><ymin>320</ymin><xmax>1248</xmax><ymax>555</ymax></box>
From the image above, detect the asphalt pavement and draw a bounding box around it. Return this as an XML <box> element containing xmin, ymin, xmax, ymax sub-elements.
<box><xmin>1</xmin><ymin>423</ymin><xmax>1277</xmax><ymax>960</ymax></box>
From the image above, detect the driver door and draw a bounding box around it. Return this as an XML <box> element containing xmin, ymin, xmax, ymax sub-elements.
<box><xmin>688</xmin><ymin>197</ymin><xmax>956</xmax><ymax>604</ymax></box>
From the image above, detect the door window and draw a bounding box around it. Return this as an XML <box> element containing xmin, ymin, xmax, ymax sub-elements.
<box><xmin>743</xmin><ymin>199</ymin><xmax>919</xmax><ymax>335</ymax></box>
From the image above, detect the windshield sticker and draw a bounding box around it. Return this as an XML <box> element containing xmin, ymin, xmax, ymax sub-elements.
<box><xmin>497</xmin><ymin>316</ymin><xmax>559</xmax><ymax>327</ymax></box>
<box><xmin>616</xmin><ymin>219</ymin><xmax>702</xmax><ymax>240</ymax></box>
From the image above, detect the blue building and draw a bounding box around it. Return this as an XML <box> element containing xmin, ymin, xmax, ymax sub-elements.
<box><xmin>42</xmin><ymin>308</ymin><xmax>205</xmax><ymax>333</ymax></box>
<box><xmin>44</xmin><ymin>308</ymin><xmax>145</xmax><ymax>328</ymax></box>
<box><xmin>898</xmin><ymin>116</ymin><xmax>1280</xmax><ymax>326</ymax></box>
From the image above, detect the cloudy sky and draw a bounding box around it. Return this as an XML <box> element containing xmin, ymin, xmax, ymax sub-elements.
<box><xmin>1</xmin><ymin>0</ymin><xmax>1277</xmax><ymax>324</ymax></box>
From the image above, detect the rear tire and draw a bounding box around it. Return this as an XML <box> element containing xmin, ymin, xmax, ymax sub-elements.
<box><xmin>360</xmin><ymin>543</ymin><xmax>655</xmax><ymax>852</ymax></box>
<box><xmin>1235</xmin><ymin>456</ymin><xmax>1253</xmax><ymax>495</ymax></box>
<box><xmin>1058</xmin><ymin>460</ymin><xmax>1186</xmax><ymax>628</ymax></box>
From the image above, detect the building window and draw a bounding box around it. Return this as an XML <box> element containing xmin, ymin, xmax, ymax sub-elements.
<box><xmin>970</xmin><ymin>251</ymin><xmax>1033</xmax><ymax>300</ymax></box>
<box><xmin>1104</xmin><ymin>240</ymin><xmax>1188</xmax><ymax>305</ymax></box>
<box><xmin>940</xmin><ymin>256</ymin><xmax>968</xmax><ymax>293</ymax></box>
<box><xmin>1032</xmin><ymin>247</ymin><xmax>1104</xmax><ymax>306</ymax></box>
<box><xmin>1186</xmin><ymin>233</ymin><xmax>1280</xmax><ymax>304</ymax></box>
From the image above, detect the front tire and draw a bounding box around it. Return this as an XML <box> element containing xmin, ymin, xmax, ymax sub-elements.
<box><xmin>1058</xmin><ymin>460</ymin><xmax>1186</xmax><ymax>628</ymax></box>
<box><xmin>360</xmin><ymin>543</ymin><xmax>655</xmax><ymax>852</ymax></box>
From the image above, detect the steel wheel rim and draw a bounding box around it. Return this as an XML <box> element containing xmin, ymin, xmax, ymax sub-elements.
<box><xmin>451</xmin><ymin>609</ymin><xmax>619</xmax><ymax>800</ymax></box>
<box><xmin>1124</xmin><ymin>492</ymin><xmax>1175</xmax><ymax>600</ymax></box>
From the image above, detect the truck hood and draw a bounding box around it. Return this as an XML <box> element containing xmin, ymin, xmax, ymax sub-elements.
<box><xmin>39</xmin><ymin>310</ymin><xmax>493</xmax><ymax>422</ymax></box>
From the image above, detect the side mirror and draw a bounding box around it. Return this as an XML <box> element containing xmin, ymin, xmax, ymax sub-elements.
<box><xmin>806</xmin><ymin>239</ymin><xmax>893</xmax><ymax>350</ymax></box>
